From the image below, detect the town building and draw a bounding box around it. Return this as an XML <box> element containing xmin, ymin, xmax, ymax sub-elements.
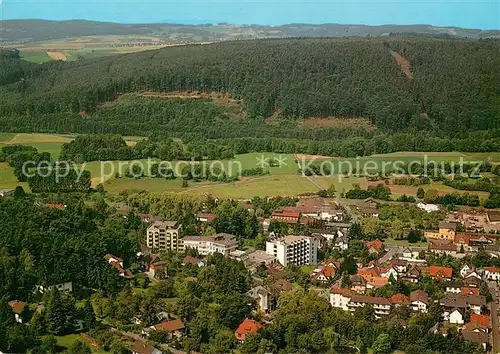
<box><xmin>347</xmin><ymin>295</ymin><xmax>391</xmax><ymax>317</ymax></box>
<box><xmin>271</xmin><ymin>209</ymin><xmax>301</xmax><ymax>224</ymax></box>
<box><xmin>104</xmin><ymin>254</ymin><xmax>134</xmax><ymax>279</ymax></box>
<box><xmin>483</xmin><ymin>266</ymin><xmax>500</xmax><ymax>281</ymax></box>
<box><xmin>183</xmin><ymin>233</ymin><xmax>238</xmax><ymax>256</ymax></box>
<box><xmin>417</xmin><ymin>202</ymin><xmax>439</xmax><ymax>213</ymax></box>
<box><xmin>428</xmin><ymin>239</ymin><xmax>458</xmax><ymax>256</ymax></box>
<box><xmin>424</xmin><ymin>222</ymin><xmax>457</xmax><ymax>240</ymax></box>
<box><xmin>196</xmin><ymin>212</ymin><xmax>216</xmax><ymax>223</ymax></box>
<box><xmin>235</xmin><ymin>318</ymin><xmax>263</xmax><ymax>342</ymax></box>
<box><xmin>428</xmin><ymin>266</ymin><xmax>453</xmax><ymax>281</ymax></box>
<box><xmin>142</xmin><ymin>318</ymin><xmax>185</xmax><ymax>339</ymax></box>
<box><xmin>146</xmin><ymin>221</ymin><xmax>183</xmax><ymax>252</ymax></box>
<box><xmin>330</xmin><ymin>287</ymin><xmax>353</xmax><ymax>311</ymax></box>
<box><xmin>35</xmin><ymin>281</ymin><xmax>73</xmax><ymax>294</ymax></box>
<box><xmin>265</xmin><ymin>235</ymin><xmax>317</xmax><ymax>267</ymax></box>
<box><xmin>8</xmin><ymin>300</ymin><xmax>27</xmax><ymax>323</ymax></box>
<box><xmin>247</xmin><ymin>286</ymin><xmax>271</xmax><ymax>313</ymax></box>
<box><xmin>410</xmin><ymin>290</ymin><xmax>429</xmax><ymax>313</ymax></box>
<box><xmin>131</xmin><ymin>341</ymin><xmax>162</xmax><ymax>354</ymax></box>
<box><xmin>183</xmin><ymin>255</ymin><xmax>205</xmax><ymax>267</ymax></box>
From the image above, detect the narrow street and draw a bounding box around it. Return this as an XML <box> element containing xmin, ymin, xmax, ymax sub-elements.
<box><xmin>491</xmin><ymin>284</ymin><xmax>500</xmax><ymax>354</ymax></box>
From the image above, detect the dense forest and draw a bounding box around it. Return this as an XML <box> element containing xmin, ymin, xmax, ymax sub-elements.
<box><xmin>0</xmin><ymin>37</ymin><xmax>499</xmax><ymax>144</ymax></box>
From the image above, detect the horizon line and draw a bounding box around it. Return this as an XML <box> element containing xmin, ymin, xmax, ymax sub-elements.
<box><xmin>1</xmin><ymin>18</ymin><xmax>499</xmax><ymax>32</ymax></box>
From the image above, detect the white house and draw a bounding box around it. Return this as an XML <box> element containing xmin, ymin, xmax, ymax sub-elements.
<box><xmin>35</xmin><ymin>281</ymin><xmax>73</xmax><ymax>294</ymax></box>
<box><xmin>449</xmin><ymin>309</ymin><xmax>465</xmax><ymax>325</ymax></box>
<box><xmin>460</xmin><ymin>264</ymin><xmax>473</xmax><ymax>278</ymax></box>
<box><xmin>329</xmin><ymin>287</ymin><xmax>352</xmax><ymax>311</ymax></box>
<box><xmin>484</xmin><ymin>266</ymin><xmax>500</xmax><ymax>281</ymax></box>
<box><xmin>380</xmin><ymin>266</ymin><xmax>398</xmax><ymax>280</ymax></box>
<box><xmin>410</xmin><ymin>290</ymin><xmax>429</xmax><ymax>313</ymax></box>
<box><xmin>445</xmin><ymin>282</ymin><xmax>462</xmax><ymax>294</ymax></box>
<box><xmin>417</xmin><ymin>202</ymin><xmax>439</xmax><ymax>213</ymax></box>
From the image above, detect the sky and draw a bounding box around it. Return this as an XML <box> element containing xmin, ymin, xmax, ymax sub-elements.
<box><xmin>0</xmin><ymin>0</ymin><xmax>498</xmax><ymax>30</ymax></box>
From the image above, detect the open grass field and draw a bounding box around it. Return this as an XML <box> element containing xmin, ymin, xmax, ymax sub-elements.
<box><xmin>0</xmin><ymin>133</ymin><xmax>497</xmax><ymax>199</ymax></box>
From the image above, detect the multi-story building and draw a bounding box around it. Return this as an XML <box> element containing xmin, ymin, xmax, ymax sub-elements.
<box><xmin>146</xmin><ymin>221</ymin><xmax>183</xmax><ymax>252</ymax></box>
<box><xmin>183</xmin><ymin>233</ymin><xmax>238</xmax><ymax>256</ymax></box>
<box><xmin>347</xmin><ymin>295</ymin><xmax>391</xmax><ymax>318</ymax></box>
<box><xmin>265</xmin><ymin>235</ymin><xmax>317</xmax><ymax>267</ymax></box>
<box><xmin>424</xmin><ymin>222</ymin><xmax>457</xmax><ymax>240</ymax></box>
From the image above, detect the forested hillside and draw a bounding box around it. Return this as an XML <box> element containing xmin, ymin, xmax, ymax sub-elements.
<box><xmin>0</xmin><ymin>37</ymin><xmax>499</xmax><ymax>139</ymax></box>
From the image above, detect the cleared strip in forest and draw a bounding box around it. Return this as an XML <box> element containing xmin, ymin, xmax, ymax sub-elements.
<box><xmin>390</xmin><ymin>50</ymin><xmax>413</xmax><ymax>80</ymax></box>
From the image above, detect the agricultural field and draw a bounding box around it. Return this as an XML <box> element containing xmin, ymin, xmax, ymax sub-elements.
<box><xmin>0</xmin><ymin>133</ymin><xmax>498</xmax><ymax>199</ymax></box>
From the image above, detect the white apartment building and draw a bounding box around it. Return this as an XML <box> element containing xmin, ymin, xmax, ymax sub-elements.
<box><xmin>146</xmin><ymin>221</ymin><xmax>183</xmax><ymax>252</ymax></box>
<box><xmin>183</xmin><ymin>233</ymin><xmax>238</xmax><ymax>256</ymax></box>
<box><xmin>346</xmin><ymin>295</ymin><xmax>391</xmax><ymax>318</ymax></box>
<box><xmin>265</xmin><ymin>235</ymin><xmax>317</xmax><ymax>267</ymax></box>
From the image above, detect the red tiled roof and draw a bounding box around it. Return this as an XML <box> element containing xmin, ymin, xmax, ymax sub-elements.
<box><xmin>461</xmin><ymin>287</ymin><xmax>479</xmax><ymax>296</ymax></box>
<box><xmin>484</xmin><ymin>266</ymin><xmax>500</xmax><ymax>273</ymax></box>
<box><xmin>197</xmin><ymin>213</ymin><xmax>216</xmax><ymax>222</ymax></box>
<box><xmin>466</xmin><ymin>314</ymin><xmax>491</xmax><ymax>331</ymax></box>
<box><xmin>391</xmin><ymin>293</ymin><xmax>410</xmax><ymax>305</ymax></box>
<box><xmin>152</xmin><ymin>318</ymin><xmax>185</xmax><ymax>332</ymax></box>
<box><xmin>330</xmin><ymin>287</ymin><xmax>352</xmax><ymax>297</ymax></box>
<box><xmin>271</xmin><ymin>209</ymin><xmax>301</xmax><ymax>219</ymax></box>
<box><xmin>357</xmin><ymin>267</ymin><xmax>381</xmax><ymax>279</ymax></box>
<box><xmin>8</xmin><ymin>300</ymin><xmax>27</xmax><ymax>314</ymax></box>
<box><xmin>311</xmin><ymin>266</ymin><xmax>336</xmax><ymax>281</ymax></box>
<box><xmin>428</xmin><ymin>266</ymin><xmax>453</xmax><ymax>279</ymax></box>
<box><xmin>367</xmin><ymin>277</ymin><xmax>389</xmax><ymax>287</ymax></box>
<box><xmin>235</xmin><ymin>318</ymin><xmax>262</xmax><ymax>341</ymax></box>
<box><xmin>364</xmin><ymin>240</ymin><xmax>383</xmax><ymax>251</ymax></box>
<box><xmin>183</xmin><ymin>256</ymin><xmax>201</xmax><ymax>265</ymax></box>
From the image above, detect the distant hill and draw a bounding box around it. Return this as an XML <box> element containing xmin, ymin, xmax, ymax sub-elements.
<box><xmin>0</xmin><ymin>36</ymin><xmax>499</xmax><ymax>140</ymax></box>
<box><xmin>0</xmin><ymin>19</ymin><xmax>499</xmax><ymax>44</ymax></box>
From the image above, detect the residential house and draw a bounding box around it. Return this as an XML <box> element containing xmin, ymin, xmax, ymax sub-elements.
<box><xmin>454</xmin><ymin>233</ymin><xmax>496</xmax><ymax>252</ymax></box>
<box><xmin>148</xmin><ymin>261</ymin><xmax>168</xmax><ymax>280</ymax></box>
<box><xmin>142</xmin><ymin>319</ymin><xmax>185</xmax><ymax>339</ymax></box>
<box><xmin>104</xmin><ymin>254</ymin><xmax>134</xmax><ymax>279</ymax></box>
<box><xmin>463</xmin><ymin>276</ymin><xmax>482</xmax><ymax>288</ymax></box>
<box><xmin>196</xmin><ymin>213</ymin><xmax>216</xmax><ymax>224</ymax></box>
<box><xmin>330</xmin><ymin>287</ymin><xmax>352</xmax><ymax>311</ymax></box>
<box><xmin>310</xmin><ymin>265</ymin><xmax>337</xmax><ymax>283</ymax></box>
<box><xmin>391</xmin><ymin>293</ymin><xmax>410</xmax><ymax>307</ymax></box>
<box><xmin>462</xmin><ymin>287</ymin><xmax>480</xmax><ymax>296</ymax></box>
<box><xmin>350</xmin><ymin>275</ymin><xmax>367</xmax><ymax>294</ymax></box>
<box><xmin>445</xmin><ymin>282</ymin><xmax>463</xmax><ymax>294</ymax></box>
<box><xmin>410</xmin><ymin>290</ymin><xmax>429</xmax><ymax>313</ymax></box>
<box><xmin>402</xmin><ymin>267</ymin><xmax>422</xmax><ymax>283</ymax></box>
<box><xmin>360</xmin><ymin>208</ymin><xmax>380</xmax><ymax>218</ymax></box>
<box><xmin>347</xmin><ymin>295</ymin><xmax>391</xmax><ymax>318</ymax></box>
<box><xmin>183</xmin><ymin>256</ymin><xmax>205</xmax><ymax>267</ymax></box>
<box><xmin>35</xmin><ymin>281</ymin><xmax>73</xmax><ymax>294</ymax></box>
<box><xmin>391</xmin><ymin>259</ymin><xmax>409</xmax><ymax>274</ymax></box>
<box><xmin>364</xmin><ymin>198</ymin><xmax>378</xmax><ymax>209</ymax></box>
<box><xmin>8</xmin><ymin>300</ymin><xmax>27</xmax><ymax>323</ymax></box>
<box><xmin>235</xmin><ymin>318</ymin><xmax>263</xmax><ymax>342</ymax></box>
<box><xmin>449</xmin><ymin>308</ymin><xmax>465</xmax><ymax>325</ymax></box>
<box><xmin>131</xmin><ymin>341</ymin><xmax>162</xmax><ymax>354</ymax></box>
<box><xmin>366</xmin><ymin>276</ymin><xmax>389</xmax><ymax>290</ymax></box>
<box><xmin>364</xmin><ymin>240</ymin><xmax>384</xmax><ymax>254</ymax></box>
<box><xmin>295</xmin><ymin>197</ymin><xmax>345</xmax><ymax>222</ymax></box>
<box><xmin>146</xmin><ymin>221</ymin><xmax>183</xmax><ymax>252</ymax></box>
<box><xmin>380</xmin><ymin>265</ymin><xmax>398</xmax><ymax>280</ymax></box>
<box><xmin>428</xmin><ymin>266</ymin><xmax>453</xmax><ymax>281</ymax></box>
<box><xmin>401</xmin><ymin>247</ymin><xmax>421</xmax><ymax>260</ymax></box>
<box><xmin>461</xmin><ymin>331</ymin><xmax>490</xmax><ymax>351</ymax></box>
<box><xmin>466</xmin><ymin>314</ymin><xmax>491</xmax><ymax>333</ymax></box>
<box><xmin>483</xmin><ymin>266</ymin><xmax>500</xmax><ymax>281</ymax></box>
<box><xmin>464</xmin><ymin>269</ymin><xmax>482</xmax><ymax>280</ymax></box>
<box><xmin>247</xmin><ymin>286</ymin><xmax>271</xmax><ymax>313</ymax></box>
<box><xmin>440</xmin><ymin>294</ymin><xmax>486</xmax><ymax>317</ymax></box>
<box><xmin>183</xmin><ymin>233</ymin><xmax>238</xmax><ymax>256</ymax></box>
<box><xmin>265</xmin><ymin>235</ymin><xmax>317</xmax><ymax>267</ymax></box>
<box><xmin>428</xmin><ymin>239</ymin><xmax>458</xmax><ymax>256</ymax></box>
<box><xmin>460</xmin><ymin>264</ymin><xmax>474</xmax><ymax>278</ymax></box>
<box><xmin>424</xmin><ymin>222</ymin><xmax>457</xmax><ymax>241</ymax></box>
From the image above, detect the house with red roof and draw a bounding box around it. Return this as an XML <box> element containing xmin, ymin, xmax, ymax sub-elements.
<box><xmin>428</xmin><ymin>266</ymin><xmax>453</xmax><ymax>281</ymax></box>
<box><xmin>466</xmin><ymin>313</ymin><xmax>491</xmax><ymax>333</ymax></box>
<box><xmin>271</xmin><ymin>209</ymin><xmax>301</xmax><ymax>224</ymax></box>
<box><xmin>235</xmin><ymin>318</ymin><xmax>263</xmax><ymax>342</ymax></box>
<box><xmin>104</xmin><ymin>254</ymin><xmax>134</xmax><ymax>279</ymax></box>
<box><xmin>484</xmin><ymin>266</ymin><xmax>500</xmax><ymax>281</ymax></box>
<box><xmin>391</xmin><ymin>293</ymin><xmax>410</xmax><ymax>306</ymax></box>
<box><xmin>196</xmin><ymin>213</ymin><xmax>216</xmax><ymax>224</ymax></box>
<box><xmin>310</xmin><ymin>265</ymin><xmax>337</xmax><ymax>283</ymax></box>
<box><xmin>143</xmin><ymin>318</ymin><xmax>185</xmax><ymax>339</ymax></box>
<box><xmin>8</xmin><ymin>300</ymin><xmax>27</xmax><ymax>323</ymax></box>
<box><xmin>364</xmin><ymin>240</ymin><xmax>384</xmax><ymax>254</ymax></box>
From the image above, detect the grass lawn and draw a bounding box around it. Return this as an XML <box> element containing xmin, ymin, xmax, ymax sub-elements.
<box><xmin>0</xmin><ymin>133</ymin><xmax>15</xmax><ymax>142</ymax></box>
<box><xmin>20</xmin><ymin>50</ymin><xmax>51</xmax><ymax>63</ymax></box>
<box><xmin>51</xmin><ymin>333</ymin><xmax>82</xmax><ymax>349</ymax></box>
<box><xmin>181</xmin><ymin>174</ymin><xmax>320</xmax><ymax>199</ymax></box>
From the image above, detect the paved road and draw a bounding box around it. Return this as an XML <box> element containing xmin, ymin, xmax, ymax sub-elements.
<box><xmin>492</xmin><ymin>284</ymin><xmax>500</xmax><ymax>354</ymax></box>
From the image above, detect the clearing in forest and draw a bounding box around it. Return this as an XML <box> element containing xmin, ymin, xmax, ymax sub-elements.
<box><xmin>300</xmin><ymin>116</ymin><xmax>376</xmax><ymax>132</ymax></box>
<box><xmin>390</xmin><ymin>50</ymin><xmax>413</xmax><ymax>80</ymax></box>
<box><xmin>47</xmin><ymin>52</ymin><xmax>68</xmax><ymax>61</ymax></box>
